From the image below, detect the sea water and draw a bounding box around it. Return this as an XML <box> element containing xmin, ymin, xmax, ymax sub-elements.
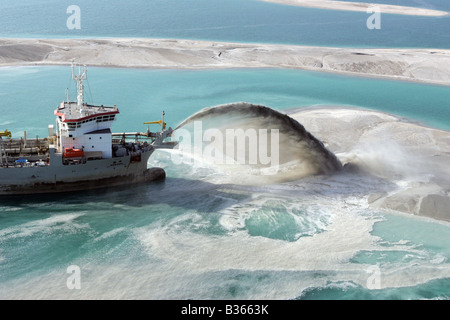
<box><xmin>1</xmin><ymin>67</ymin><xmax>449</xmax><ymax>137</ymax></box>
<box><xmin>0</xmin><ymin>0</ymin><xmax>449</xmax><ymax>300</ymax></box>
<box><xmin>0</xmin><ymin>0</ymin><xmax>449</xmax><ymax>48</ymax></box>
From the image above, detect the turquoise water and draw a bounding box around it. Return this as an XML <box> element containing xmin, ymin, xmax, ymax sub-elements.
<box><xmin>1</xmin><ymin>67</ymin><xmax>449</xmax><ymax>137</ymax></box>
<box><xmin>0</xmin><ymin>0</ymin><xmax>449</xmax><ymax>48</ymax></box>
<box><xmin>0</xmin><ymin>0</ymin><xmax>449</xmax><ymax>301</ymax></box>
<box><xmin>302</xmin><ymin>212</ymin><xmax>450</xmax><ymax>300</ymax></box>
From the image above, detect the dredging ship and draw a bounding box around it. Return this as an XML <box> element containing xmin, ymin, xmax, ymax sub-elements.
<box><xmin>0</xmin><ymin>64</ymin><xmax>174</xmax><ymax>195</ymax></box>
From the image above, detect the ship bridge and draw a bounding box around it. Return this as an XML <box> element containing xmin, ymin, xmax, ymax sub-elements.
<box><xmin>55</xmin><ymin>102</ymin><xmax>119</xmax><ymax>137</ymax></box>
<box><xmin>55</xmin><ymin>64</ymin><xmax>119</xmax><ymax>160</ymax></box>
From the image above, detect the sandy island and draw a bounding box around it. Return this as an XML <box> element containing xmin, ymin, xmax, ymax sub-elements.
<box><xmin>1</xmin><ymin>38</ymin><xmax>450</xmax><ymax>86</ymax></box>
<box><xmin>290</xmin><ymin>106</ymin><xmax>450</xmax><ymax>222</ymax></box>
<box><xmin>259</xmin><ymin>0</ymin><xmax>449</xmax><ymax>16</ymax></box>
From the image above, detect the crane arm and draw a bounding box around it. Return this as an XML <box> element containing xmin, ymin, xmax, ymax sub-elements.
<box><xmin>0</xmin><ymin>130</ymin><xmax>11</xmax><ymax>138</ymax></box>
<box><xmin>143</xmin><ymin>120</ymin><xmax>166</xmax><ymax>130</ymax></box>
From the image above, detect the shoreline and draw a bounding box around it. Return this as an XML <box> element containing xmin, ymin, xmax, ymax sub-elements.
<box><xmin>259</xmin><ymin>0</ymin><xmax>449</xmax><ymax>16</ymax></box>
<box><xmin>1</xmin><ymin>38</ymin><xmax>450</xmax><ymax>86</ymax></box>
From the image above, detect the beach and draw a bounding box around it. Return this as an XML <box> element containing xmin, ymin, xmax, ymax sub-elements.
<box><xmin>259</xmin><ymin>0</ymin><xmax>449</xmax><ymax>16</ymax></box>
<box><xmin>1</xmin><ymin>38</ymin><xmax>450</xmax><ymax>86</ymax></box>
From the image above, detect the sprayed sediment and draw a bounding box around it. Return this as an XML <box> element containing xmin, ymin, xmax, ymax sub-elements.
<box><xmin>174</xmin><ymin>102</ymin><xmax>342</xmax><ymax>183</ymax></box>
<box><xmin>174</xmin><ymin>102</ymin><xmax>449</xmax><ymax>221</ymax></box>
<box><xmin>289</xmin><ymin>106</ymin><xmax>450</xmax><ymax>222</ymax></box>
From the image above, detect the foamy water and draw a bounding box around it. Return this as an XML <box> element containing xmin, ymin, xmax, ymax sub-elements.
<box><xmin>2</xmin><ymin>104</ymin><xmax>448</xmax><ymax>300</ymax></box>
<box><xmin>1</xmin><ymin>163</ymin><xmax>448</xmax><ymax>299</ymax></box>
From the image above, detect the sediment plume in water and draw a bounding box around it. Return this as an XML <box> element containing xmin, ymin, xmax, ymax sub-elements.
<box><xmin>174</xmin><ymin>102</ymin><xmax>342</xmax><ymax>183</ymax></box>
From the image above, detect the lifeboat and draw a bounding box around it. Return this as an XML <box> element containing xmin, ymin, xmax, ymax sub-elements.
<box><xmin>64</xmin><ymin>148</ymin><xmax>85</xmax><ymax>158</ymax></box>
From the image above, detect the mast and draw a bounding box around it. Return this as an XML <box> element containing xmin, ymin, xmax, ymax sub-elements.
<box><xmin>71</xmin><ymin>61</ymin><xmax>88</xmax><ymax>114</ymax></box>
<box><xmin>0</xmin><ymin>137</ymin><xmax>3</xmax><ymax>165</ymax></box>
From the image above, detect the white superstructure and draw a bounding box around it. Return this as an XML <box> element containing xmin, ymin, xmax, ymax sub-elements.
<box><xmin>55</xmin><ymin>64</ymin><xmax>119</xmax><ymax>160</ymax></box>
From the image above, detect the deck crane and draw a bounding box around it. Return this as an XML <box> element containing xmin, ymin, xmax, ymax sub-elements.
<box><xmin>144</xmin><ymin>111</ymin><xmax>166</xmax><ymax>131</ymax></box>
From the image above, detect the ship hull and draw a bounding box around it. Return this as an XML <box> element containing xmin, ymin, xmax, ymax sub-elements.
<box><xmin>0</xmin><ymin>150</ymin><xmax>165</xmax><ymax>195</ymax></box>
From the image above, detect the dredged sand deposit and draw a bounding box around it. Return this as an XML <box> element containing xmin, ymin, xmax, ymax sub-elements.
<box><xmin>290</xmin><ymin>106</ymin><xmax>450</xmax><ymax>222</ymax></box>
<box><xmin>0</xmin><ymin>38</ymin><xmax>450</xmax><ymax>85</ymax></box>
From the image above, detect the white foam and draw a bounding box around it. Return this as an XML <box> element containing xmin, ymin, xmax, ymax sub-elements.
<box><xmin>136</xmin><ymin>208</ymin><xmax>377</xmax><ymax>272</ymax></box>
<box><xmin>93</xmin><ymin>227</ymin><xmax>127</xmax><ymax>242</ymax></box>
<box><xmin>0</xmin><ymin>206</ymin><xmax>22</xmax><ymax>212</ymax></box>
<box><xmin>0</xmin><ymin>213</ymin><xmax>87</xmax><ymax>240</ymax></box>
<box><xmin>2</xmin><ymin>204</ymin><xmax>448</xmax><ymax>299</ymax></box>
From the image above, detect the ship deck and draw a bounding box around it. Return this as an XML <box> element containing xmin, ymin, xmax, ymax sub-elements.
<box><xmin>0</xmin><ymin>135</ymin><xmax>159</xmax><ymax>168</ymax></box>
<box><xmin>0</xmin><ymin>137</ymin><xmax>50</xmax><ymax>167</ymax></box>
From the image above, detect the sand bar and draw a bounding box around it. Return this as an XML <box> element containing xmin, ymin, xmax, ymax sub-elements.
<box><xmin>259</xmin><ymin>0</ymin><xmax>449</xmax><ymax>16</ymax></box>
<box><xmin>1</xmin><ymin>38</ymin><xmax>450</xmax><ymax>85</ymax></box>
